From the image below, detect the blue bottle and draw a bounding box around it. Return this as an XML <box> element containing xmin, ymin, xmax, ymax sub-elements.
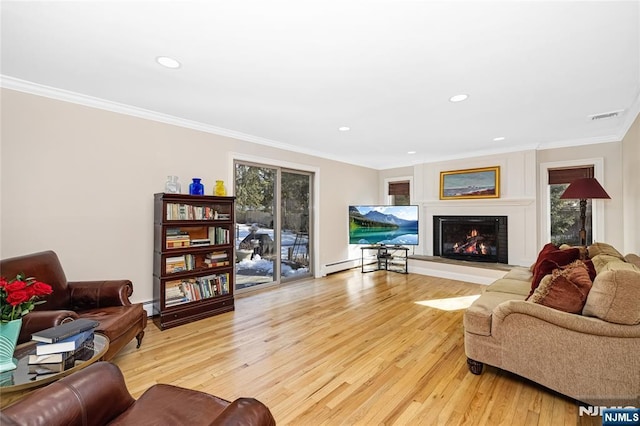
<box><xmin>189</xmin><ymin>178</ymin><xmax>204</xmax><ymax>195</ymax></box>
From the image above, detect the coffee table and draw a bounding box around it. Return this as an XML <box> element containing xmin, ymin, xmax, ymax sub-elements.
<box><xmin>0</xmin><ymin>333</ymin><xmax>109</xmax><ymax>408</ymax></box>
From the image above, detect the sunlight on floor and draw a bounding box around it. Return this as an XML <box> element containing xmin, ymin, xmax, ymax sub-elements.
<box><xmin>415</xmin><ymin>294</ymin><xmax>481</xmax><ymax>311</ymax></box>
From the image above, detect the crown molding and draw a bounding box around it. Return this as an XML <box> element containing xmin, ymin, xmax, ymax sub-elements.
<box><xmin>2</xmin><ymin>75</ymin><xmax>638</xmax><ymax>171</ymax></box>
<box><xmin>0</xmin><ymin>75</ymin><xmax>374</xmax><ymax>169</ymax></box>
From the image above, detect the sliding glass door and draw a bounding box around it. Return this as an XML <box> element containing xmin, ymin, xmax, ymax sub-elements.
<box><xmin>280</xmin><ymin>170</ymin><xmax>311</xmax><ymax>282</ymax></box>
<box><xmin>234</xmin><ymin>161</ymin><xmax>313</xmax><ymax>290</ymax></box>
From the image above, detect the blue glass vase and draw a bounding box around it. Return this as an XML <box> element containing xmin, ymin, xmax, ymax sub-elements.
<box><xmin>189</xmin><ymin>178</ymin><xmax>204</xmax><ymax>195</ymax></box>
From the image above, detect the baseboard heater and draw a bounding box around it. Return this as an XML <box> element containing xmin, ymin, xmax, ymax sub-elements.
<box><xmin>323</xmin><ymin>258</ymin><xmax>360</xmax><ymax>275</ymax></box>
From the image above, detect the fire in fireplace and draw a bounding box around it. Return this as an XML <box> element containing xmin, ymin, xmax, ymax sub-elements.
<box><xmin>433</xmin><ymin>216</ymin><xmax>508</xmax><ymax>264</ymax></box>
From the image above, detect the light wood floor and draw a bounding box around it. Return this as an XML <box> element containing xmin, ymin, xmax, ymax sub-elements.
<box><xmin>112</xmin><ymin>270</ymin><xmax>600</xmax><ymax>425</ymax></box>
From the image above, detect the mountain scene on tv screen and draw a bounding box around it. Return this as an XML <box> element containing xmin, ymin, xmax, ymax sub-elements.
<box><xmin>349</xmin><ymin>206</ymin><xmax>419</xmax><ymax>245</ymax></box>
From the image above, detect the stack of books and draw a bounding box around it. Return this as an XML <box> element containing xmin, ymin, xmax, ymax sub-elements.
<box><xmin>166</xmin><ymin>256</ymin><xmax>187</xmax><ymax>273</ymax></box>
<box><xmin>204</xmin><ymin>251</ymin><xmax>229</xmax><ymax>267</ymax></box>
<box><xmin>166</xmin><ymin>231</ymin><xmax>190</xmax><ymax>249</ymax></box>
<box><xmin>28</xmin><ymin>319</ymin><xmax>99</xmax><ymax>375</ymax></box>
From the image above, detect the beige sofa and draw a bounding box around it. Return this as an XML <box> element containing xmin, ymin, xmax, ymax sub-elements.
<box><xmin>463</xmin><ymin>243</ymin><xmax>640</xmax><ymax>406</ymax></box>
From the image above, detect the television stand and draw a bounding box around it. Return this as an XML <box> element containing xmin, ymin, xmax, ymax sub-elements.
<box><xmin>361</xmin><ymin>246</ymin><xmax>408</xmax><ymax>274</ymax></box>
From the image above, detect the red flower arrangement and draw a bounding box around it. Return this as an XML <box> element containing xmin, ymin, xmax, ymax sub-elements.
<box><xmin>0</xmin><ymin>273</ymin><xmax>53</xmax><ymax>323</ymax></box>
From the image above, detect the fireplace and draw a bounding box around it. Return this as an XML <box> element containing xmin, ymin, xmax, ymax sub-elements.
<box><xmin>433</xmin><ymin>216</ymin><xmax>508</xmax><ymax>264</ymax></box>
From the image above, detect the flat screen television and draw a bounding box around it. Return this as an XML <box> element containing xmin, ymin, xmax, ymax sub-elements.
<box><xmin>349</xmin><ymin>205</ymin><xmax>419</xmax><ymax>245</ymax></box>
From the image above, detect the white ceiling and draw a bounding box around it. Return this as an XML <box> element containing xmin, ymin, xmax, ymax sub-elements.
<box><xmin>2</xmin><ymin>1</ymin><xmax>639</xmax><ymax>169</ymax></box>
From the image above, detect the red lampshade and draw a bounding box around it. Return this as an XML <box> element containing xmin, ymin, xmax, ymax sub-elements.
<box><xmin>560</xmin><ymin>177</ymin><xmax>611</xmax><ymax>200</ymax></box>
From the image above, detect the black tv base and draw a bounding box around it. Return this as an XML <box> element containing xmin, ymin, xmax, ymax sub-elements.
<box><xmin>360</xmin><ymin>246</ymin><xmax>408</xmax><ymax>274</ymax></box>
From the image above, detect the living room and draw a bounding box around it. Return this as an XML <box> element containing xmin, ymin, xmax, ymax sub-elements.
<box><xmin>1</xmin><ymin>1</ymin><xmax>639</xmax><ymax>424</ymax></box>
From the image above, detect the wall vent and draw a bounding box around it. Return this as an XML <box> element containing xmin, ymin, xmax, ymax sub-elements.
<box><xmin>588</xmin><ymin>110</ymin><xmax>624</xmax><ymax>121</ymax></box>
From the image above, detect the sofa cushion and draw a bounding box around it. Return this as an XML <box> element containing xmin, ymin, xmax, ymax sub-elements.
<box><xmin>588</xmin><ymin>242</ymin><xmax>624</xmax><ymax>260</ymax></box>
<box><xmin>464</xmin><ymin>291</ymin><xmax>527</xmax><ymax>336</ymax></box>
<box><xmin>601</xmin><ymin>261</ymin><xmax>640</xmax><ymax>273</ymax></box>
<box><xmin>485</xmin><ymin>278</ymin><xmax>531</xmax><ymax>296</ymax></box>
<box><xmin>530</xmin><ymin>246</ymin><xmax>581</xmax><ymax>295</ymax></box>
<box><xmin>528</xmin><ymin>260</ymin><xmax>593</xmax><ymax>314</ymax></box>
<box><xmin>591</xmin><ymin>254</ymin><xmax>628</xmax><ymax>274</ymax></box>
<box><xmin>583</xmin><ymin>269</ymin><xmax>640</xmax><ymax>325</ymax></box>
<box><xmin>501</xmin><ymin>267</ymin><xmax>533</xmax><ymax>282</ymax></box>
<box><xmin>625</xmin><ymin>253</ymin><xmax>640</xmax><ymax>268</ymax></box>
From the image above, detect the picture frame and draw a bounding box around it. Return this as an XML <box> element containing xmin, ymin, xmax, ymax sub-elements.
<box><xmin>439</xmin><ymin>166</ymin><xmax>500</xmax><ymax>200</ymax></box>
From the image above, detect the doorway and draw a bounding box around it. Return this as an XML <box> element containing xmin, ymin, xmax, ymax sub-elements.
<box><xmin>234</xmin><ymin>161</ymin><xmax>313</xmax><ymax>290</ymax></box>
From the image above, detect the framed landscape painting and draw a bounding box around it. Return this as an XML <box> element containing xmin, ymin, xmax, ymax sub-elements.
<box><xmin>440</xmin><ymin>166</ymin><xmax>500</xmax><ymax>200</ymax></box>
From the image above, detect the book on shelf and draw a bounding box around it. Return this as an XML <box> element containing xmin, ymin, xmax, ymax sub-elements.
<box><xmin>166</xmin><ymin>239</ymin><xmax>190</xmax><ymax>249</ymax></box>
<box><xmin>205</xmin><ymin>259</ymin><xmax>230</xmax><ymax>268</ymax></box>
<box><xmin>206</xmin><ymin>251</ymin><xmax>228</xmax><ymax>260</ymax></box>
<box><xmin>166</xmin><ymin>255</ymin><xmax>187</xmax><ymax>273</ymax></box>
<box><xmin>36</xmin><ymin>330</ymin><xmax>95</xmax><ymax>356</ymax></box>
<box><xmin>208</xmin><ymin>227</ymin><xmax>230</xmax><ymax>245</ymax></box>
<box><xmin>191</xmin><ymin>238</ymin><xmax>211</xmax><ymax>246</ymax></box>
<box><xmin>31</xmin><ymin>318</ymin><xmax>99</xmax><ymax>344</ymax></box>
<box><xmin>166</xmin><ymin>228</ymin><xmax>189</xmax><ymax>236</ymax></box>
<box><xmin>166</xmin><ymin>235</ymin><xmax>190</xmax><ymax>240</ymax></box>
<box><xmin>166</xmin><ymin>203</ymin><xmax>219</xmax><ymax>221</ymax></box>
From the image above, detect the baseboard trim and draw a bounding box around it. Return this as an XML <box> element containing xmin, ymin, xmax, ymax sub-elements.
<box><xmin>142</xmin><ymin>301</ymin><xmax>155</xmax><ymax>317</ymax></box>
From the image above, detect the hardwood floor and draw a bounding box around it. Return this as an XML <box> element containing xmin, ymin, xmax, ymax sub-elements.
<box><xmin>112</xmin><ymin>270</ymin><xmax>600</xmax><ymax>425</ymax></box>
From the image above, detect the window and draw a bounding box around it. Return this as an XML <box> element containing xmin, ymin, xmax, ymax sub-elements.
<box><xmin>548</xmin><ymin>166</ymin><xmax>594</xmax><ymax>246</ymax></box>
<box><xmin>388</xmin><ymin>180</ymin><xmax>410</xmax><ymax>206</ymax></box>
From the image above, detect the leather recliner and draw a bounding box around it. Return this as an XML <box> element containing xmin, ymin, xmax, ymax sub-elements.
<box><xmin>0</xmin><ymin>250</ymin><xmax>146</xmax><ymax>360</ymax></box>
<box><xmin>0</xmin><ymin>361</ymin><xmax>276</xmax><ymax>425</ymax></box>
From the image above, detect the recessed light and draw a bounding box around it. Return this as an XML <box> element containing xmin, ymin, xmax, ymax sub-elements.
<box><xmin>156</xmin><ymin>56</ymin><xmax>181</xmax><ymax>69</ymax></box>
<box><xmin>449</xmin><ymin>94</ymin><xmax>469</xmax><ymax>103</ymax></box>
<box><xmin>493</xmin><ymin>136</ymin><xmax>505</xmax><ymax>141</ymax></box>
<box><xmin>338</xmin><ymin>126</ymin><xmax>350</xmax><ymax>132</ymax></box>
<box><xmin>407</xmin><ymin>151</ymin><xmax>417</xmax><ymax>155</ymax></box>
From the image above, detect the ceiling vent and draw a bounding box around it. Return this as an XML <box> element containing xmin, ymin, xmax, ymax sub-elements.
<box><xmin>588</xmin><ymin>110</ymin><xmax>624</xmax><ymax>121</ymax></box>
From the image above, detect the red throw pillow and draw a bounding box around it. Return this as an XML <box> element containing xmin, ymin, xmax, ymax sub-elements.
<box><xmin>528</xmin><ymin>260</ymin><xmax>593</xmax><ymax>314</ymax></box>
<box><xmin>583</xmin><ymin>259</ymin><xmax>597</xmax><ymax>281</ymax></box>
<box><xmin>530</xmin><ymin>245</ymin><xmax>581</xmax><ymax>296</ymax></box>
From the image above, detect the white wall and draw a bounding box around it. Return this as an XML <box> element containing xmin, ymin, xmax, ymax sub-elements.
<box><xmin>0</xmin><ymin>88</ymin><xmax>379</xmax><ymax>304</ymax></box>
<box><xmin>621</xmin><ymin>114</ymin><xmax>640</xmax><ymax>254</ymax></box>
<box><xmin>413</xmin><ymin>150</ymin><xmax>538</xmax><ymax>267</ymax></box>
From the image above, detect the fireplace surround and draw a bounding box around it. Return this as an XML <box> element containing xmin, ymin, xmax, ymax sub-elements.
<box><xmin>433</xmin><ymin>215</ymin><xmax>508</xmax><ymax>264</ymax></box>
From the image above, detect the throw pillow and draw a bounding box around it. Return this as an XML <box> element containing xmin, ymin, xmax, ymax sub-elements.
<box><xmin>529</xmin><ymin>242</ymin><xmax>558</xmax><ymax>272</ymax></box>
<box><xmin>587</xmin><ymin>242</ymin><xmax>624</xmax><ymax>260</ymax></box>
<box><xmin>528</xmin><ymin>260</ymin><xmax>593</xmax><ymax>314</ymax></box>
<box><xmin>583</xmin><ymin>258</ymin><xmax>597</xmax><ymax>281</ymax></box>
<box><xmin>583</xmin><ymin>269</ymin><xmax>640</xmax><ymax>325</ymax></box>
<box><xmin>530</xmin><ymin>245</ymin><xmax>581</xmax><ymax>296</ymax></box>
<box><xmin>559</xmin><ymin>244</ymin><xmax>588</xmax><ymax>260</ymax></box>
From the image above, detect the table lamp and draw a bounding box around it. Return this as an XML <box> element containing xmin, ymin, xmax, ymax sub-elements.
<box><xmin>559</xmin><ymin>177</ymin><xmax>610</xmax><ymax>246</ymax></box>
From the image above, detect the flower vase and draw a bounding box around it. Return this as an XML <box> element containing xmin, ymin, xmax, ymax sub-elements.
<box><xmin>0</xmin><ymin>319</ymin><xmax>22</xmax><ymax>372</ymax></box>
<box><xmin>165</xmin><ymin>176</ymin><xmax>181</xmax><ymax>194</ymax></box>
<box><xmin>215</xmin><ymin>180</ymin><xmax>227</xmax><ymax>196</ymax></box>
<box><xmin>189</xmin><ymin>178</ymin><xmax>204</xmax><ymax>195</ymax></box>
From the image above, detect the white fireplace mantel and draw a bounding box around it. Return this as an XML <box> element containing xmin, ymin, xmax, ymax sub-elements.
<box><xmin>421</xmin><ymin>197</ymin><xmax>535</xmax><ymax>208</ymax></box>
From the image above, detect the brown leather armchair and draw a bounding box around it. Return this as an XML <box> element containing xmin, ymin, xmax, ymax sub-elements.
<box><xmin>0</xmin><ymin>251</ymin><xmax>146</xmax><ymax>360</ymax></box>
<box><xmin>0</xmin><ymin>361</ymin><xmax>276</xmax><ymax>426</ymax></box>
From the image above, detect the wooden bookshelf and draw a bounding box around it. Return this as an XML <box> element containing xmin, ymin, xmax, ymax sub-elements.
<box><xmin>153</xmin><ymin>193</ymin><xmax>235</xmax><ymax>330</ymax></box>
